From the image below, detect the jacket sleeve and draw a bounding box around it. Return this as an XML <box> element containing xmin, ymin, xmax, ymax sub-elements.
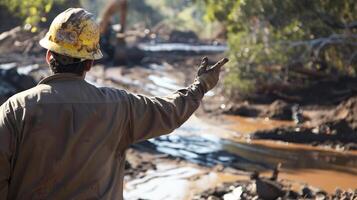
<box><xmin>0</xmin><ymin>102</ymin><xmax>16</xmax><ymax>198</ymax></box>
<box><xmin>124</xmin><ymin>80</ymin><xmax>205</xmax><ymax>144</ymax></box>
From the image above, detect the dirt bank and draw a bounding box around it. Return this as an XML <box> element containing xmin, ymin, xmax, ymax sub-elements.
<box><xmin>250</xmin><ymin>96</ymin><xmax>357</xmax><ymax>150</ymax></box>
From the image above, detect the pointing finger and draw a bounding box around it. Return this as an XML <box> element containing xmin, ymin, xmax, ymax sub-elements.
<box><xmin>208</xmin><ymin>58</ymin><xmax>229</xmax><ymax>71</ymax></box>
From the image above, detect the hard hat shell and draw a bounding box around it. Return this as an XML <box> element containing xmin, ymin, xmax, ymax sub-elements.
<box><xmin>39</xmin><ymin>8</ymin><xmax>103</xmax><ymax>60</ymax></box>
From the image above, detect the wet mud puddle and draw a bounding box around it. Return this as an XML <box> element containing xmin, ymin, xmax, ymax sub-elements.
<box><xmin>124</xmin><ymin>163</ymin><xmax>243</xmax><ymax>200</ymax></box>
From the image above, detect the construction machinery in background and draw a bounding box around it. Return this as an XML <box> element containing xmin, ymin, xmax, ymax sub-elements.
<box><xmin>96</xmin><ymin>0</ymin><xmax>228</xmax><ymax>65</ymax></box>
<box><xmin>99</xmin><ymin>0</ymin><xmax>145</xmax><ymax>65</ymax></box>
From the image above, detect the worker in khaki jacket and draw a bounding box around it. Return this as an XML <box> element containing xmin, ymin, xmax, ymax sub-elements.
<box><xmin>0</xmin><ymin>8</ymin><xmax>228</xmax><ymax>200</ymax></box>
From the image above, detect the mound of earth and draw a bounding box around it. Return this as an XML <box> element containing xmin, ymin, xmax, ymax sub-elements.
<box><xmin>223</xmin><ymin>103</ymin><xmax>260</xmax><ymax>117</ymax></box>
<box><xmin>260</xmin><ymin>100</ymin><xmax>293</xmax><ymax>120</ymax></box>
<box><xmin>252</xmin><ymin>96</ymin><xmax>357</xmax><ymax>150</ymax></box>
<box><xmin>329</xmin><ymin>96</ymin><xmax>357</xmax><ymax>131</ymax></box>
<box><xmin>223</xmin><ymin>100</ymin><xmax>294</xmax><ymax>120</ymax></box>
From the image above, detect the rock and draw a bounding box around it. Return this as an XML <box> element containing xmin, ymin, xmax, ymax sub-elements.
<box><xmin>125</xmin><ymin>160</ymin><xmax>132</xmax><ymax>170</ymax></box>
<box><xmin>315</xmin><ymin>190</ymin><xmax>328</xmax><ymax>200</ymax></box>
<box><xmin>261</xmin><ymin>100</ymin><xmax>293</xmax><ymax>120</ymax></box>
<box><xmin>222</xmin><ymin>186</ymin><xmax>243</xmax><ymax>200</ymax></box>
<box><xmin>333</xmin><ymin>96</ymin><xmax>357</xmax><ymax>131</ymax></box>
<box><xmin>319</xmin><ymin>119</ymin><xmax>354</xmax><ymax>135</ymax></box>
<box><xmin>314</xmin><ymin>96</ymin><xmax>357</xmax><ymax>134</ymax></box>
<box><xmin>223</xmin><ymin>103</ymin><xmax>260</xmax><ymax>117</ymax></box>
<box><xmin>301</xmin><ymin>186</ymin><xmax>314</xmax><ymax>199</ymax></box>
<box><xmin>211</xmin><ymin>187</ymin><xmax>228</xmax><ymax>197</ymax></box>
<box><xmin>207</xmin><ymin>196</ymin><xmax>220</xmax><ymax>200</ymax></box>
<box><xmin>286</xmin><ymin>190</ymin><xmax>300</xmax><ymax>199</ymax></box>
<box><xmin>255</xmin><ymin>179</ymin><xmax>285</xmax><ymax>200</ymax></box>
<box><xmin>250</xmin><ymin>170</ymin><xmax>285</xmax><ymax>200</ymax></box>
<box><xmin>333</xmin><ymin>188</ymin><xmax>344</xmax><ymax>199</ymax></box>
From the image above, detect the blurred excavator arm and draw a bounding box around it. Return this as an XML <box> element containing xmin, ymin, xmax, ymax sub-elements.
<box><xmin>99</xmin><ymin>0</ymin><xmax>127</xmax><ymax>34</ymax></box>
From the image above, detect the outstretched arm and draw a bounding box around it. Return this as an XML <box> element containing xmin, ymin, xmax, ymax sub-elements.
<box><xmin>124</xmin><ymin>57</ymin><xmax>229</xmax><ymax>144</ymax></box>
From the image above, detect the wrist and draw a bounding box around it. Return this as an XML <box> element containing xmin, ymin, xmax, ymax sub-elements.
<box><xmin>195</xmin><ymin>77</ymin><xmax>209</xmax><ymax>94</ymax></box>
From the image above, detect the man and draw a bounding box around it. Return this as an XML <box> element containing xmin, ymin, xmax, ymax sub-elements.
<box><xmin>0</xmin><ymin>8</ymin><xmax>228</xmax><ymax>199</ymax></box>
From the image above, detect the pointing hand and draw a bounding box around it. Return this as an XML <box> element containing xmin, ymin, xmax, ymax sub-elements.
<box><xmin>196</xmin><ymin>57</ymin><xmax>229</xmax><ymax>93</ymax></box>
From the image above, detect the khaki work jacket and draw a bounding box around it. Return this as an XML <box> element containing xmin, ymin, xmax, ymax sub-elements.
<box><xmin>0</xmin><ymin>73</ymin><xmax>205</xmax><ymax>200</ymax></box>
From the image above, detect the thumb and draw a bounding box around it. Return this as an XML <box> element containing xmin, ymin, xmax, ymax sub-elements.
<box><xmin>198</xmin><ymin>57</ymin><xmax>209</xmax><ymax>76</ymax></box>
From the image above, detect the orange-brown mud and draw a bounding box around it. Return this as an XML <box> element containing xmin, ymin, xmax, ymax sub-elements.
<box><xmin>222</xmin><ymin>115</ymin><xmax>294</xmax><ymax>135</ymax></box>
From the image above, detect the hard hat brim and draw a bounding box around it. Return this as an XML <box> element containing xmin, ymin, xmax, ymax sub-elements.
<box><xmin>39</xmin><ymin>37</ymin><xmax>103</xmax><ymax>60</ymax></box>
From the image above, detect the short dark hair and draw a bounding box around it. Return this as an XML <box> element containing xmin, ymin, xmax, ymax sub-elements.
<box><xmin>49</xmin><ymin>51</ymin><xmax>88</xmax><ymax>75</ymax></box>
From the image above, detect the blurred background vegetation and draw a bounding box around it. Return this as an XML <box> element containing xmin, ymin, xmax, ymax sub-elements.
<box><xmin>201</xmin><ymin>0</ymin><xmax>357</xmax><ymax>100</ymax></box>
<box><xmin>0</xmin><ymin>0</ymin><xmax>356</xmax><ymax>101</ymax></box>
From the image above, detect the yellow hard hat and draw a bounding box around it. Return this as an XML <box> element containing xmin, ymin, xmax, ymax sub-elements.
<box><xmin>39</xmin><ymin>8</ymin><xmax>103</xmax><ymax>60</ymax></box>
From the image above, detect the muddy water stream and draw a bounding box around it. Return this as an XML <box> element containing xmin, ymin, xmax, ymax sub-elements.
<box><xmin>133</xmin><ymin>116</ymin><xmax>357</xmax><ymax>193</ymax></box>
<box><xmin>110</xmin><ymin>64</ymin><xmax>357</xmax><ymax>195</ymax></box>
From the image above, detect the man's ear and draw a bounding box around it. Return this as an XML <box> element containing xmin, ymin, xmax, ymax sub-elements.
<box><xmin>84</xmin><ymin>60</ymin><xmax>94</xmax><ymax>71</ymax></box>
<box><xmin>45</xmin><ymin>50</ymin><xmax>52</xmax><ymax>65</ymax></box>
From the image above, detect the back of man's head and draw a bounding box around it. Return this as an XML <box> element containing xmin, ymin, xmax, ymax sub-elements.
<box><xmin>48</xmin><ymin>51</ymin><xmax>89</xmax><ymax>75</ymax></box>
<box><xmin>39</xmin><ymin>8</ymin><xmax>103</xmax><ymax>75</ymax></box>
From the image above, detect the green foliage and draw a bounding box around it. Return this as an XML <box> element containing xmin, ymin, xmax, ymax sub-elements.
<box><xmin>145</xmin><ymin>0</ymin><xmax>206</xmax><ymax>33</ymax></box>
<box><xmin>81</xmin><ymin>0</ymin><xmax>215</xmax><ymax>37</ymax></box>
<box><xmin>82</xmin><ymin>0</ymin><xmax>175</xmax><ymax>28</ymax></box>
<box><xmin>201</xmin><ymin>0</ymin><xmax>357</xmax><ymax>98</ymax></box>
<box><xmin>81</xmin><ymin>0</ymin><xmax>211</xmax><ymax>37</ymax></box>
<box><xmin>0</xmin><ymin>0</ymin><xmax>60</xmax><ymax>31</ymax></box>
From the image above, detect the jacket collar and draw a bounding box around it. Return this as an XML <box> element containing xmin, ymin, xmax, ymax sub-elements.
<box><xmin>38</xmin><ymin>73</ymin><xmax>85</xmax><ymax>85</ymax></box>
